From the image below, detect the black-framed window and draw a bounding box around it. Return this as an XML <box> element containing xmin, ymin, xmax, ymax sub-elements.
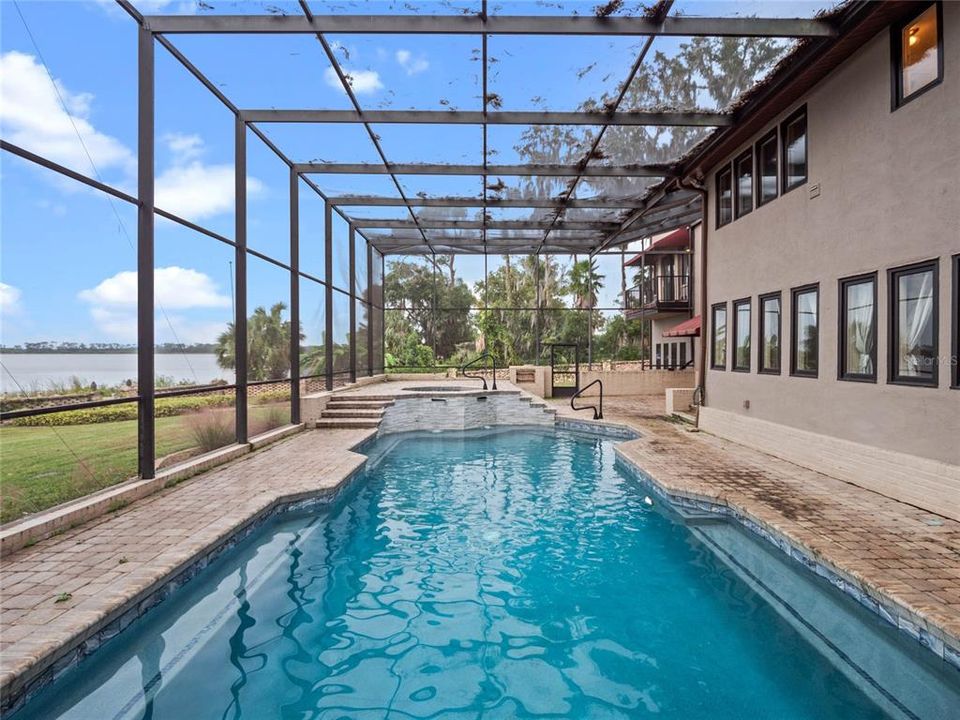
<box><xmin>839</xmin><ymin>273</ymin><xmax>878</xmax><ymax>382</ymax></box>
<box><xmin>950</xmin><ymin>255</ymin><xmax>960</xmax><ymax>390</ymax></box>
<box><xmin>889</xmin><ymin>260</ymin><xmax>938</xmax><ymax>386</ymax></box>
<box><xmin>670</xmin><ymin>342</ymin><xmax>678</xmax><ymax>369</ymax></box>
<box><xmin>733</xmin><ymin>298</ymin><xmax>751</xmax><ymax>372</ymax></box>
<box><xmin>756</xmin><ymin>130</ymin><xmax>778</xmax><ymax>207</ymax></box>
<box><xmin>716</xmin><ymin>166</ymin><xmax>733</xmax><ymax>228</ymax></box>
<box><xmin>791</xmin><ymin>284</ymin><xmax>819</xmax><ymax>377</ymax></box>
<box><xmin>655</xmin><ymin>342</ymin><xmax>662</xmax><ymax>369</ymax></box>
<box><xmin>711</xmin><ymin>303</ymin><xmax>727</xmax><ymax>370</ymax></box>
<box><xmin>759</xmin><ymin>292</ymin><xmax>781</xmax><ymax>374</ymax></box>
<box><xmin>891</xmin><ymin>2</ymin><xmax>944</xmax><ymax>109</ymax></box>
<box><xmin>734</xmin><ymin>150</ymin><xmax>753</xmax><ymax>219</ymax></box>
<box><xmin>953</xmin><ymin>254</ymin><xmax>959</xmax><ymax>389</ymax></box>
<box><xmin>781</xmin><ymin>106</ymin><xmax>807</xmax><ymax>193</ymax></box>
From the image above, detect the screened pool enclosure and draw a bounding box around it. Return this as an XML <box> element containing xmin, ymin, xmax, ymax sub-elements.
<box><xmin>0</xmin><ymin>0</ymin><xmax>841</xmax><ymax>490</ymax></box>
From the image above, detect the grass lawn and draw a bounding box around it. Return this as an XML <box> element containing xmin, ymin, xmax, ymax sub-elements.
<box><xmin>0</xmin><ymin>416</ymin><xmax>193</xmax><ymax>524</ymax></box>
<box><xmin>0</xmin><ymin>403</ymin><xmax>292</xmax><ymax>524</ymax></box>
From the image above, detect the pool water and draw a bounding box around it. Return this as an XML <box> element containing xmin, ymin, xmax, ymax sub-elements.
<box><xmin>15</xmin><ymin>429</ymin><xmax>957</xmax><ymax>719</ymax></box>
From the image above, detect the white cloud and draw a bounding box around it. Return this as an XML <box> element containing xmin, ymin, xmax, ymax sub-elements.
<box><xmin>163</xmin><ymin>132</ymin><xmax>204</xmax><ymax>163</ymax></box>
<box><xmin>396</xmin><ymin>49</ymin><xmax>429</xmax><ymax>76</ymax></box>
<box><xmin>79</xmin><ymin>267</ymin><xmax>231</xmax><ymax>310</ymax></box>
<box><xmin>324</xmin><ymin>66</ymin><xmax>384</xmax><ymax>95</ymax></box>
<box><xmin>0</xmin><ymin>283</ymin><xmax>23</xmax><ymax>316</ymax></box>
<box><xmin>0</xmin><ymin>51</ymin><xmax>135</xmax><ymax>179</ymax></box>
<box><xmin>1</xmin><ymin>53</ymin><xmax>260</xmax><ymax>220</ymax></box>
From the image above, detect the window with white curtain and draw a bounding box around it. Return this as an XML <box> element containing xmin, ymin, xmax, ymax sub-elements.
<box><xmin>759</xmin><ymin>292</ymin><xmax>781</xmax><ymax>373</ymax></box>
<box><xmin>840</xmin><ymin>274</ymin><xmax>877</xmax><ymax>381</ymax></box>
<box><xmin>791</xmin><ymin>285</ymin><xmax>818</xmax><ymax>376</ymax></box>
<box><xmin>890</xmin><ymin>262</ymin><xmax>938</xmax><ymax>385</ymax></box>
<box><xmin>712</xmin><ymin>303</ymin><xmax>727</xmax><ymax>370</ymax></box>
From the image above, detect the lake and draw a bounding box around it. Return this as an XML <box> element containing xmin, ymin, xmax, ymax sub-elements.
<box><xmin>0</xmin><ymin>354</ymin><xmax>234</xmax><ymax>393</ymax></box>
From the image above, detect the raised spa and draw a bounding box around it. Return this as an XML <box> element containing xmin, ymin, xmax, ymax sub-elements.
<box><xmin>14</xmin><ymin>429</ymin><xmax>959</xmax><ymax>719</ymax></box>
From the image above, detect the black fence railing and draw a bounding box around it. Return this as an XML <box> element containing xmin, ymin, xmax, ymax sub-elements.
<box><xmin>625</xmin><ymin>274</ymin><xmax>691</xmax><ymax>310</ymax></box>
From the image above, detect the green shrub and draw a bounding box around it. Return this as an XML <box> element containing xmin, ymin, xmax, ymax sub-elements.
<box><xmin>10</xmin><ymin>393</ymin><xmax>234</xmax><ymax>427</ymax></box>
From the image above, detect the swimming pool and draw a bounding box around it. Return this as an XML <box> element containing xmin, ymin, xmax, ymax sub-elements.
<box><xmin>14</xmin><ymin>428</ymin><xmax>959</xmax><ymax>718</ymax></box>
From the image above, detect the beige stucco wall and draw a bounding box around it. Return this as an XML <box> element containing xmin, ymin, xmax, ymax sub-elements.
<box><xmin>703</xmin><ymin>4</ymin><xmax>960</xmax><ymax>467</ymax></box>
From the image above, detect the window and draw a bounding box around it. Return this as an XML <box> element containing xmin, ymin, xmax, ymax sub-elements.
<box><xmin>759</xmin><ymin>292</ymin><xmax>781</xmax><ymax>374</ymax></box>
<box><xmin>655</xmin><ymin>343</ymin><xmax>662</xmax><ymax>369</ymax></box>
<box><xmin>889</xmin><ymin>261</ymin><xmax>938</xmax><ymax>386</ymax></box>
<box><xmin>716</xmin><ymin>166</ymin><xmax>733</xmax><ymax>227</ymax></box>
<box><xmin>756</xmin><ymin>130</ymin><xmax>778</xmax><ymax>206</ymax></box>
<box><xmin>733</xmin><ymin>299</ymin><xmax>751</xmax><ymax>372</ymax></box>
<box><xmin>953</xmin><ymin>255</ymin><xmax>959</xmax><ymax>388</ymax></box>
<box><xmin>892</xmin><ymin>2</ymin><xmax>943</xmax><ymax>109</ymax></box>
<box><xmin>734</xmin><ymin>150</ymin><xmax>753</xmax><ymax>219</ymax></box>
<box><xmin>781</xmin><ymin>107</ymin><xmax>807</xmax><ymax>193</ymax></box>
<box><xmin>791</xmin><ymin>284</ymin><xmax>819</xmax><ymax>377</ymax></box>
<box><xmin>679</xmin><ymin>342</ymin><xmax>688</xmax><ymax>369</ymax></box>
<box><xmin>839</xmin><ymin>274</ymin><xmax>877</xmax><ymax>382</ymax></box>
<box><xmin>711</xmin><ymin>303</ymin><xmax>727</xmax><ymax>369</ymax></box>
<box><xmin>670</xmin><ymin>343</ymin><xmax>678</xmax><ymax>369</ymax></box>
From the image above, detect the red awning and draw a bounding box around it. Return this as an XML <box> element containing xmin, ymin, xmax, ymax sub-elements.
<box><xmin>663</xmin><ymin>315</ymin><xmax>701</xmax><ymax>337</ymax></box>
<box><xmin>624</xmin><ymin>226</ymin><xmax>691</xmax><ymax>267</ymax></box>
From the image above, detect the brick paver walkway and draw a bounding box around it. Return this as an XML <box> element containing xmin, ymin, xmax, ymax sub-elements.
<box><xmin>552</xmin><ymin>396</ymin><xmax>960</xmax><ymax>658</ymax></box>
<box><xmin>0</xmin><ymin>427</ymin><xmax>374</xmax><ymax>707</ymax></box>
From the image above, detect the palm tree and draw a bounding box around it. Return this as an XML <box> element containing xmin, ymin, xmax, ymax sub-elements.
<box><xmin>215</xmin><ymin>303</ymin><xmax>304</xmax><ymax>381</ymax></box>
<box><xmin>569</xmin><ymin>258</ymin><xmax>604</xmax><ymax>309</ymax></box>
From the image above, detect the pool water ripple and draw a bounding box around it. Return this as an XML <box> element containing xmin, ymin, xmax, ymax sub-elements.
<box><xmin>16</xmin><ymin>429</ymin><xmax>917</xmax><ymax>719</ymax></box>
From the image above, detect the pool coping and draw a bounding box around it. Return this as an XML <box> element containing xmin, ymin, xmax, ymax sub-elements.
<box><xmin>609</xmin><ymin>442</ymin><xmax>960</xmax><ymax>674</ymax></box>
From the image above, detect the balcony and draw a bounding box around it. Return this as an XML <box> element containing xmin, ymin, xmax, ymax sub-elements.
<box><xmin>625</xmin><ymin>274</ymin><xmax>691</xmax><ymax>320</ymax></box>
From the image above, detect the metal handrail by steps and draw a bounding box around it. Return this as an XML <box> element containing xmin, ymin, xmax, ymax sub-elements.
<box><xmin>570</xmin><ymin>379</ymin><xmax>603</xmax><ymax>420</ymax></box>
<box><xmin>461</xmin><ymin>352</ymin><xmax>497</xmax><ymax>391</ymax></box>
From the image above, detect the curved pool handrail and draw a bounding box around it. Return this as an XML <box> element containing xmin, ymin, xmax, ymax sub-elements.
<box><xmin>461</xmin><ymin>352</ymin><xmax>497</xmax><ymax>391</ymax></box>
<box><xmin>570</xmin><ymin>379</ymin><xmax>603</xmax><ymax>420</ymax></box>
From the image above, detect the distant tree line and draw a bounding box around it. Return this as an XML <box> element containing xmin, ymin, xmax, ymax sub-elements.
<box><xmin>1</xmin><ymin>342</ymin><xmax>218</xmax><ymax>354</ymax></box>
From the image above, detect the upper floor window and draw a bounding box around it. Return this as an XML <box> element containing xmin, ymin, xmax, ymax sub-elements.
<box><xmin>756</xmin><ymin>130</ymin><xmax>778</xmax><ymax>207</ymax></box>
<box><xmin>892</xmin><ymin>2</ymin><xmax>943</xmax><ymax>108</ymax></box>
<box><xmin>712</xmin><ymin>303</ymin><xmax>727</xmax><ymax>369</ymax></box>
<box><xmin>716</xmin><ymin>166</ymin><xmax>733</xmax><ymax>227</ymax></box>
<box><xmin>733</xmin><ymin>298</ymin><xmax>751</xmax><ymax>372</ymax></box>
<box><xmin>734</xmin><ymin>150</ymin><xmax>753</xmax><ymax>219</ymax></box>
<box><xmin>791</xmin><ymin>284</ymin><xmax>818</xmax><ymax>377</ymax></box>
<box><xmin>889</xmin><ymin>261</ymin><xmax>938</xmax><ymax>386</ymax></box>
<box><xmin>759</xmin><ymin>292</ymin><xmax>781</xmax><ymax>374</ymax></box>
<box><xmin>781</xmin><ymin>107</ymin><xmax>807</xmax><ymax>193</ymax></box>
<box><xmin>839</xmin><ymin>274</ymin><xmax>877</xmax><ymax>382</ymax></box>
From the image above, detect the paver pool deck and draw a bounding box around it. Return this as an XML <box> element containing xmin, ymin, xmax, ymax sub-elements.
<box><xmin>1</xmin><ymin>379</ymin><xmax>958</xmax><ymax>708</ymax></box>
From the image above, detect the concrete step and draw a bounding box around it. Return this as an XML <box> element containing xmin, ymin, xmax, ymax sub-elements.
<box><xmin>326</xmin><ymin>400</ymin><xmax>394</xmax><ymax>409</ymax></box>
<box><xmin>313</xmin><ymin>418</ymin><xmax>382</xmax><ymax>429</ymax></box>
<box><xmin>321</xmin><ymin>409</ymin><xmax>385</xmax><ymax>419</ymax></box>
<box><xmin>329</xmin><ymin>394</ymin><xmax>396</xmax><ymax>402</ymax></box>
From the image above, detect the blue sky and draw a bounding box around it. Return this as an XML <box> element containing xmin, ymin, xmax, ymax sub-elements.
<box><xmin>0</xmin><ymin>0</ymin><xmax>829</xmax><ymax>347</ymax></box>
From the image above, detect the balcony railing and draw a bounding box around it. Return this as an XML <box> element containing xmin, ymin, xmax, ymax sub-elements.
<box><xmin>625</xmin><ymin>274</ymin><xmax>691</xmax><ymax>313</ymax></box>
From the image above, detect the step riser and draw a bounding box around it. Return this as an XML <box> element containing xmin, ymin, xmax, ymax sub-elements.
<box><xmin>322</xmin><ymin>412</ymin><xmax>385</xmax><ymax>419</ymax></box>
<box><xmin>313</xmin><ymin>420</ymin><xmax>381</xmax><ymax>429</ymax></box>
<box><xmin>324</xmin><ymin>403</ymin><xmax>388</xmax><ymax>408</ymax></box>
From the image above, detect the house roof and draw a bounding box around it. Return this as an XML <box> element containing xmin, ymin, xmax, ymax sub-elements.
<box><xmin>597</xmin><ymin>1</ymin><xmax>922</xmax><ymax>253</ymax></box>
<box><xmin>663</xmin><ymin>315</ymin><xmax>701</xmax><ymax>338</ymax></box>
<box><xmin>624</xmin><ymin>227</ymin><xmax>690</xmax><ymax>267</ymax></box>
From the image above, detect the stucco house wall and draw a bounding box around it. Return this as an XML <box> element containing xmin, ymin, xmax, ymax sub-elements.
<box><xmin>702</xmin><ymin>3</ymin><xmax>959</xmax><ymax>469</ymax></box>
